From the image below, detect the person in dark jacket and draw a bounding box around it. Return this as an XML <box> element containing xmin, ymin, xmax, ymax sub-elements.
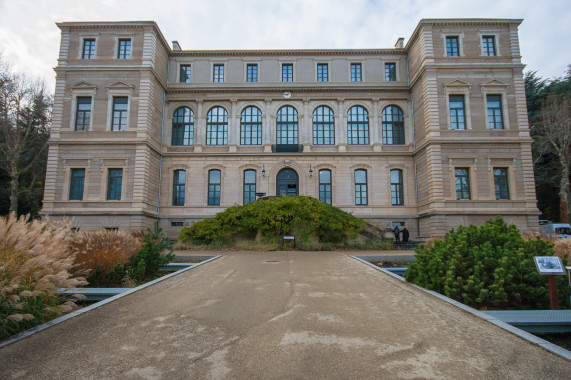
<box><xmin>402</xmin><ymin>228</ymin><xmax>410</xmax><ymax>246</ymax></box>
<box><xmin>393</xmin><ymin>226</ymin><xmax>400</xmax><ymax>242</ymax></box>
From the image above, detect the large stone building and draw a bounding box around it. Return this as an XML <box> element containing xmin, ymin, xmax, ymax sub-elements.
<box><xmin>41</xmin><ymin>19</ymin><xmax>539</xmax><ymax>238</ymax></box>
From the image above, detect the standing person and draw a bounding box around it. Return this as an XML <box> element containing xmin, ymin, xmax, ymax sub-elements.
<box><xmin>402</xmin><ymin>227</ymin><xmax>410</xmax><ymax>246</ymax></box>
<box><xmin>393</xmin><ymin>226</ymin><xmax>400</xmax><ymax>242</ymax></box>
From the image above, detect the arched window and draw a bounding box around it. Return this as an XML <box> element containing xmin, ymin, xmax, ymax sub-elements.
<box><xmin>172</xmin><ymin>107</ymin><xmax>194</xmax><ymax>146</ymax></box>
<box><xmin>382</xmin><ymin>106</ymin><xmax>404</xmax><ymax>145</ymax></box>
<box><xmin>313</xmin><ymin>106</ymin><xmax>334</xmax><ymax>145</ymax></box>
<box><xmin>276</xmin><ymin>106</ymin><xmax>298</xmax><ymax>146</ymax></box>
<box><xmin>206</xmin><ymin>107</ymin><xmax>228</xmax><ymax>145</ymax></box>
<box><xmin>390</xmin><ymin>169</ymin><xmax>404</xmax><ymax>206</ymax></box>
<box><xmin>355</xmin><ymin>169</ymin><xmax>368</xmax><ymax>205</ymax></box>
<box><xmin>319</xmin><ymin>169</ymin><xmax>332</xmax><ymax>205</ymax></box>
<box><xmin>243</xmin><ymin>170</ymin><xmax>256</xmax><ymax>204</ymax></box>
<box><xmin>240</xmin><ymin>106</ymin><xmax>262</xmax><ymax>145</ymax></box>
<box><xmin>208</xmin><ymin>169</ymin><xmax>221</xmax><ymax>206</ymax></box>
<box><xmin>347</xmin><ymin>106</ymin><xmax>369</xmax><ymax>145</ymax></box>
<box><xmin>172</xmin><ymin>170</ymin><xmax>186</xmax><ymax>206</ymax></box>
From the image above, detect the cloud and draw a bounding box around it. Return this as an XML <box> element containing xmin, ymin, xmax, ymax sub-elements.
<box><xmin>0</xmin><ymin>0</ymin><xmax>569</xmax><ymax>91</ymax></box>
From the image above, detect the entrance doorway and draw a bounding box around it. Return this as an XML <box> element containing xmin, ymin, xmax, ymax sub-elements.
<box><xmin>276</xmin><ymin>168</ymin><xmax>299</xmax><ymax>196</ymax></box>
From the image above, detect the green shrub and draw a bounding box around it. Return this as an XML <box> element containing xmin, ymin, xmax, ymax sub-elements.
<box><xmin>127</xmin><ymin>224</ymin><xmax>174</xmax><ymax>281</ymax></box>
<box><xmin>404</xmin><ymin>216</ymin><xmax>570</xmax><ymax>310</ymax></box>
<box><xmin>179</xmin><ymin>196</ymin><xmax>365</xmax><ymax>248</ymax></box>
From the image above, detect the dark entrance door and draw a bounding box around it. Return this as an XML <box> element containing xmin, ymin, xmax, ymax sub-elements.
<box><xmin>276</xmin><ymin>168</ymin><xmax>299</xmax><ymax>196</ymax></box>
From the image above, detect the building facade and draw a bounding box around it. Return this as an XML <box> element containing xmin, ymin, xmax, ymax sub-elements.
<box><xmin>41</xmin><ymin>19</ymin><xmax>540</xmax><ymax>238</ymax></box>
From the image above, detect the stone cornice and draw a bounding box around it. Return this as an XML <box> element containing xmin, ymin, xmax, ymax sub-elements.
<box><xmin>166</xmin><ymin>86</ymin><xmax>411</xmax><ymax>95</ymax></box>
<box><xmin>172</xmin><ymin>49</ymin><xmax>404</xmax><ymax>57</ymax></box>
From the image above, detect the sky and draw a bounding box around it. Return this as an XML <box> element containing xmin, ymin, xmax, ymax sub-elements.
<box><xmin>0</xmin><ymin>0</ymin><xmax>569</xmax><ymax>91</ymax></box>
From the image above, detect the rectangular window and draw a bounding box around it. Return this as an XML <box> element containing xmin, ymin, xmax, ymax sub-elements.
<box><xmin>75</xmin><ymin>97</ymin><xmax>92</xmax><ymax>131</ymax></box>
<box><xmin>494</xmin><ymin>168</ymin><xmax>510</xmax><ymax>200</ymax></box>
<box><xmin>172</xmin><ymin>170</ymin><xmax>186</xmax><ymax>206</ymax></box>
<box><xmin>455</xmin><ymin>168</ymin><xmax>471</xmax><ymax>200</ymax></box>
<box><xmin>213</xmin><ymin>64</ymin><xmax>224</xmax><ymax>83</ymax></box>
<box><xmin>487</xmin><ymin>94</ymin><xmax>504</xmax><ymax>129</ymax></box>
<box><xmin>282</xmin><ymin>63</ymin><xmax>293</xmax><ymax>82</ymax></box>
<box><xmin>180</xmin><ymin>64</ymin><xmax>191</xmax><ymax>83</ymax></box>
<box><xmin>385</xmin><ymin>63</ymin><xmax>396</xmax><ymax>81</ymax></box>
<box><xmin>246</xmin><ymin>64</ymin><xmax>258</xmax><ymax>82</ymax></box>
<box><xmin>317</xmin><ymin>63</ymin><xmax>328</xmax><ymax>82</ymax></box>
<box><xmin>69</xmin><ymin>168</ymin><xmax>85</xmax><ymax>201</ymax></box>
<box><xmin>117</xmin><ymin>39</ymin><xmax>131</xmax><ymax>59</ymax></box>
<box><xmin>355</xmin><ymin>169</ymin><xmax>368</xmax><ymax>206</ymax></box>
<box><xmin>171</xmin><ymin>221</ymin><xmax>184</xmax><ymax>227</ymax></box>
<box><xmin>482</xmin><ymin>36</ymin><xmax>496</xmax><ymax>56</ymax></box>
<box><xmin>111</xmin><ymin>97</ymin><xmax>128</xmax><ymax>131</ymax></box>
<box><xmin>319</xmin><ymin>170</ymin><xmax>332</xmax><ymax>205</ymax></box>
<box><xmin>449</xmin><ymin>95</ymin><xmax>466</xmax><ymax>130</ymax></box>
<box><xmin>82</xmin><ymin>39</ymin><xmax>95</xmax><ymax>59</ymax></box>
<box><xmin>390</xmin><ymin>169</ymin><xmax>404</xmax><ymax>206</ymax></box>
<box><xmin>208</xmin><ymin>170</ymin><xmax>221</xmax><ymax>206</ymax></box>
<box><xmin>350</xmin><ymin>63</ymin><xmax>362</xmax><ymax>82</ymax></box>
<box><xmin>446</xmin><ymin>36</ymin><xmax>459</xmax><ymax>57</ymax></box>
<box><xmin>243</xmin><ymin>170</ymin><xmax>256</xmax><ymax>205</ymax></box>
<box><xmin>106</xmin><ymin>168</ymin><xmax>123</xmax><ymax>201</ymax></box>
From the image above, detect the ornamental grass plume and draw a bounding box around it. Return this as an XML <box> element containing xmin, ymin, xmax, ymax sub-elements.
<box><xmin>553</xmin><ymin>239</ymin><xmax>571</xmax><ymax>265</ymax></box>
<box><xmin>0</xmin><ymin>214</ymin><xmax>87</xmax><ymax>339</ymax></box>
<box><xmin>70</xmin><ymin>229</ymin><xmax>141</xmax><ymax>283</ymax></box>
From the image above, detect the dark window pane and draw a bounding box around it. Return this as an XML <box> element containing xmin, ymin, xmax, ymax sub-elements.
<box><xmin>347</xmin><ymin>106</ymin><xmax>369</xmax><ymax>145</ymax></box>
<box><xmin>313</xmin><ymin>106</ymin><xmax>335</xmax><ymax>145</ymax></box>
<box><xmin>487</xmin><ymin>94</ymin><xmax>504</xmax><ymax>129</ymax></box>
<box><xmin>246</xmin><ymin>64</ymin><xmax>258</xmax><ymax>82</ymax></box>
<box><xmin>172</xmin><ymin>107</ymin><xmax>194</xmax><ymax>145</ymax></box>
<box><xmin>446</xmin><ymin>36</ymin><xmax>459</xmax><ymax>57</ymax></box>
<box><xmin>206</xmin><ymin>107</ymin><xmax>228</xmax><ymax>145</ymax></box>
<box><xmin>390</xmin><ymin>169</ymin><xmax>404</xmax><ymax>205</ymax></box>
<box><xmin>240</xmin><ymin>106</ymin><xmax>262</xmax><ymax>145</ymax></box>
<box><xmin>319</xmin><ymin>169</ymin><xmax>332</xmax><ymax>205</ymax></box>
<box><xmin>82</xmin><ymin>39</ymin><xmax>95</xmax><ymax>59</ymax></box>
<box><xmin>173</xmin><ymin>170</ymin><xmax>186</xmax><ymax>206</ymax></box>
<box><xmin>317</xmin><ymin>63</ymin><xmax>328</xmax><ymax>82</ymax></box>
<box><xmin>355</xmin><ymin>169</ymin><xmax>367</xmax><ymax>205</ymax></box>
<box><xmin>75</xmin><ymin>97</ymin><xmax>92</xmax><ymax>131</ymax></box>
<box><xmin>243</xmin><ymin>170</ymin><xmax>256</xmax><ymax>204</ymax></box>
<box><xmin>494</xmin><ymin>168</ymin><xmax>510</xmax><ymax>200</ymax></box>
<box><xmin>111</xmin><ymin>97</ymin><xmax>128</xmax><ymax>131</ymax></box>
<box><xmin>282</xmin><ymin>63</ymin><xmax>293</xmax><ymax>82</ymax></box>
<box><xmin>351</xmin><ymin>63</ymin><xmax>362</xmax><ymax>82</ymax></box>
<box><xmin>449</xmin><ymin>95</ymin><xmax>466</xmax><ymax>130</ymax></box>
<box><xmin>208</xmin><ymin>170</ymin><xmax>221</xmax><ymax>206</ymax></box>
<box><xmin>180</xmin><ymin>64</ymin><xmax>191</xmax><ymax>83</ymax></box>
<box><xmin>213</xmin><ymin>64</ymin><xmax>224</xmax><ymax>82</ymax></box>
<box><xmin>385</xmin><ymin>63</ymin><xmax>396</xmax><ymax>81</ymax></box>
<box><xmin>118</xmin><ymin>39</ymin><xmax>131</xmax><ymax>59</ymax></box>
<box><xmin>106</xmin><ymin>168</ymin><xmax>123</xmax><ymax>200</ymax></box>
<box><xmin>69</xmin><ymin>168</ymin><xmax>85</xmax><ymax>201</ymax></box>
<box><xmin>382</xmin><ymin>106</ymin><xmax>405</xmax><ymax>144</ymax></box>
<box><xmin>482</xmin><ymin>36</ymin><xmax>496</xmax><ymax>56</ymax></box>
<box><xmin>276</xmin><ymin>106</ymin><xmax>298</xmax><ymax>145</ymax></box>
<box><xmin>455</xmin><ymin>168</ymin><xmax>471</xmax><ymax>200</ymax></box>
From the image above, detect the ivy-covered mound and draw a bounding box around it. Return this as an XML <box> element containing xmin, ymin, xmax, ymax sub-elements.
<box><xmin>404</xmin><ymin>217</ymin><xmax>570</xmax><ymax>310</ymax></box>
<box><xmin>179</xmin><ymin>196</ymin><xmax>365</xmax><ymax>248</ymax></box>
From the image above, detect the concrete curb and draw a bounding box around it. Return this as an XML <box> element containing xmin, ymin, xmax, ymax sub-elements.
<box><xmin>0</xmin><ymin>255</ymin><xmax>221</xmax><ymax>350</ymax></box>
<box><xmin>351</xmin><ymin>255</ymin><xmax>571</xmax><ymax>362</ymax></box>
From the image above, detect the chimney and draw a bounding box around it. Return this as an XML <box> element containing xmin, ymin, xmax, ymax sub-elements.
<box><xmin>394</xmin><ymin>37</ymin><xmax>405</xmax><ymax>49</ymax></box>
<box><xmin>172</xmin><ymin>41</ymin><xmax>182</xmax><ymax>51</ymax></box>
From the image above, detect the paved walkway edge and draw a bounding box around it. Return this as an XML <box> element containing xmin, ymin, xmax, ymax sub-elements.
<box><xmin>351</xmin><ymin>255</ymin><xmax>571</xmax><ymax>361</ymax></box>
<box><xmin>0</xmin><ymin>255</ymin><xmax>221</xmax><ymax>350</ymax></box>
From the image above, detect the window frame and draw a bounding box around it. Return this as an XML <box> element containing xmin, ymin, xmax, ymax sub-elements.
<box><xmin>481</xmin><ymin>35</ymin><xmax>497</xmax><ymax>56</ymax></box>
<box><xmin>317</xmin><ymin>63</ymin><xmax>329</xmax><ymax>82</ymax></box>
<box><xmin>350</xmin><ymin>63</ymin><xmax>362</xmax><ymax>82</ymax></box>
<box><xmin>281</xmin><ymin>63</ymin><xmax>294</xmax><ymax>82</ymax></box>
<box><xmin>445</xmin><ymin>36</ymin><xmax>460</xmax><ymax>57</ymax></box>
<box><xmin>172</xmin><ymin>169</ymin><xmax>186</xmax><ymax>206</ymax></box>
<box><xmin>347</xmin><ymin>106</ymin><xmax>369</xmax><ymax>145</ymax></box>
<box><xmin>493</xmin><ymin>167</ymin><xmax>510</xmax><ymax>200</ymax></box>
<box><xmin>448</xmin><ymin>94</ymin><xmax>467</xmax><ymax>130</ymax></box>
<box><xmin>390</xmin><ymin>169</ymin><xmax>404</xmax><ymax>206</ymax></box>
<box><xmin>81</xmin><ymin>38</ymin><xmax>96</xmax><ymax>59</ymax></box>
<box><xmin>486</xmin><ymin>94</ymin><xmax>504</xmax><ymax>130</ymax></box>
<box><xmin>69</xmin><ymin>168</ymin><xmax>86</xmax><ymax>201</ymax></box>
<box><xmin>110</xmin><ymin>96</ymin><xmax>129</xmax><ymax>131</ymax></box>
<box><xmin>384</xmin><ymin>62</ymin><xmax>397</xmax><ymax>82</ymax></box>
<box><xmin>246</xmin><ymin>63</ymin><xmax>258</xmax><ymax>83</ymax></box>
<box><xmin>106</xmin><ymin>168</ymin><xmax>123</xmax><ymax>201</ymax></box>
<box><xmin>74</xmin><ymin>96</ymin><xmax>92</xmax><ymax>131</ymax></box>
<box><xmin>212</xmin><ymin>64</ymin><xmax>225</xmax><ymax>83</ymax></box>
<box><xmin>454</xmin><ymin>167</ymin><xmax>471</xmax><ymax>200</ymax></box>
<box><xmin>318</xmin><ymin>169</ymin><xmax>332</xmax><ymax>205</ymax></box>
<box><xmin>276</xmin><ymin>106</ymin><xmax>299</xmax><ymax>146</ymax></box>
<box><xmin>117</xmin><ymin>38</ymin><xmax>131</xmax><ymax>59</ymax></box>
<box><xmin>206</xmin><ymin>106</ymin><xmax>228</xmax><ymax>146</ymax></box>
<box><xmin>243</xmin><ymin>169</ymin><xmax>257</xmax><ymax>205</ymax></box>
<box><xmin>171</xmin><ymin>107</ymin><xmax>194</xmax><ymax>146</ymax></box>
<box><xmin>312</xmin><ymin>106</ymin><xmax>335</xmax><ymax>145</ymax></box>
<box><xmin>382</xmin><ymin>105</ymin><xmax>405</xmax><ymax>145</ymax></box>
<box><xmin>354</xmin><ymin>169</ymin><xmax>368</xmax><ymax>206</ymax></box>
<box><xmin>179</xmin><ymin>64</ymin><xmax>191</xmax><ymax>83</ymax></box>
<box><xmin>240</xmin><ymin>106</ymin><xmax>262</xmax><ymax>145</ymax></box>
<box><xmin>208</xmin><ymin>169</ymin><xmax>222</xmax><ymax>206</ymax></box>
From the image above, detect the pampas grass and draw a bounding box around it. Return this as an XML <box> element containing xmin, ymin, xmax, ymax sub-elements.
<box><xmin>0</xmin><ymin>214</ymin><xmax>86</xmax><ymax>339</ymax></box>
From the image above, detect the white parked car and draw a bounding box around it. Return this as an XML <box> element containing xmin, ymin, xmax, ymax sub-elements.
<box><xmin>540</xmin><ymin>223</ymin><xmax>571</xmax><ymax>239</ymax></box>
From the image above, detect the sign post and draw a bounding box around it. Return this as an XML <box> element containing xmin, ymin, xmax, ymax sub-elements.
<box><xmin>534</xmin><ymin>256</ymin><xmax>566</xmax><ymax>310</ymax></box>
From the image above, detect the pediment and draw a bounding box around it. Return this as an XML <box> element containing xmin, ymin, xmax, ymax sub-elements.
<box><xmin>71</xmin><ymin>80</ymin><xmax>97</xmax><ymax>89</ymax></box>
<box><xmin>480</xmin><ymin>79</ymin><xmax>509</xmax><ymax>88</ymax></box>
<box><xmin>106</xmin><ymin>81</ymin><xmax>135</xmax><ymax>90</ymax></box>
<box><xmin>443</xmin><ymin>79</ymin><xmax>472</xmax><ymax>88</ymax></box>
